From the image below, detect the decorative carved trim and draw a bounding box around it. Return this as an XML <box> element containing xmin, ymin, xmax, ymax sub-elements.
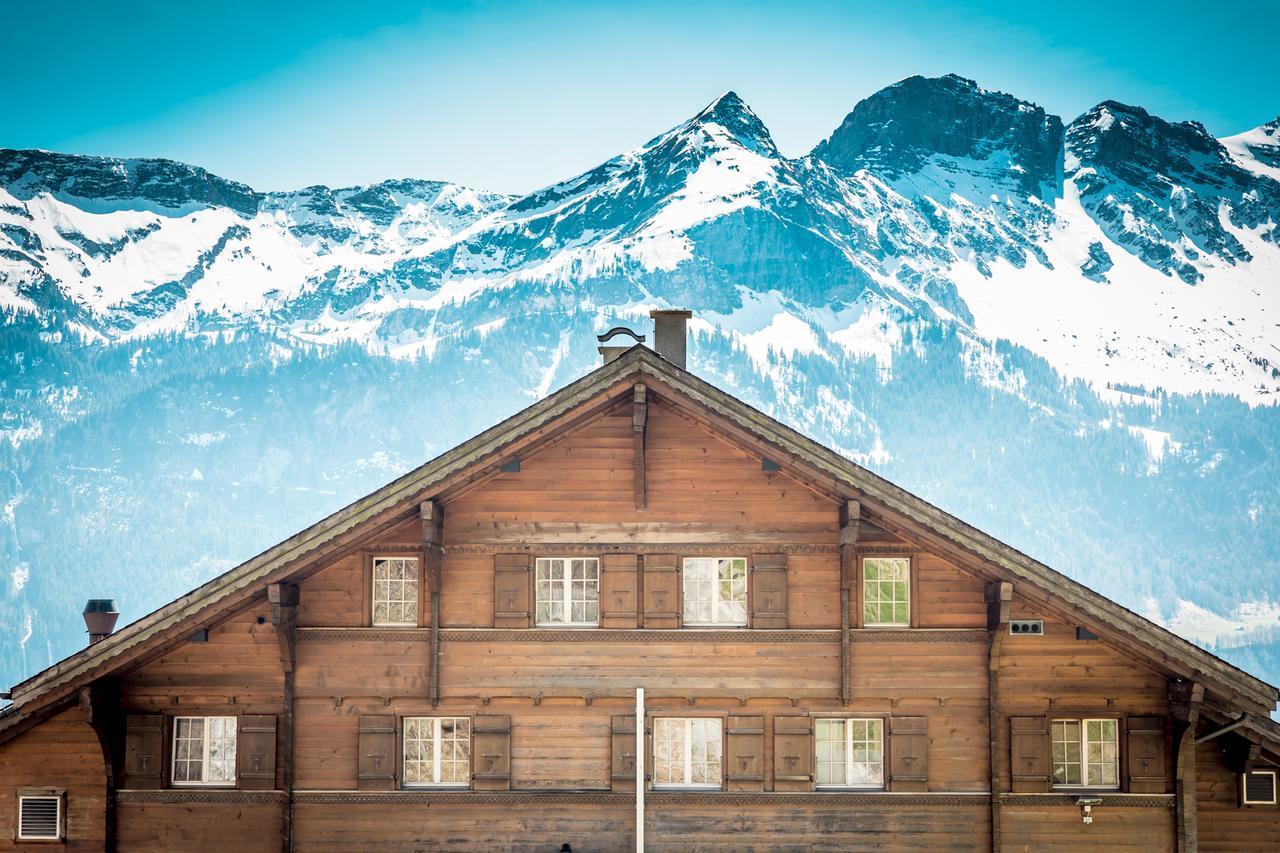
<box><xmin>444</xmin><ymin>543</ymin><xmax>838</xmax><ymax>556</ymax></box>
<box><xmin>853</xmin><ymin>544</ymin><xmax>920</xmax><ymax>555</ymax></box>
<box><xmin>850</xmin><ymin>629</ymin><xmax>988</xmax><ymax>643</ymax></box>
<box><xmin>997</xmin><ymin>794</ymin><xmax>1175</xmax><ymax>809</ymax></box>
<box><xmin>118</xmin><ymin>789</ymin><xmax>287</xmax><ymax>805</ymax></box>
<box><xmin>364</xmin><ymin>545</ymin><xmax>426</xmax><ymax>555</ymax></box>
<box><xmin>442</xmin><ymin>629</ymin><xmax>840</xmax><ymax>643</ymax></box>
<box><xmin>293</xmin><ymin>790</ymin><xmax>988</xmax><ymax>806</ymax></box>
<box><xmin>298</xmin><ymin>628</ymin><xmax>431</xmax><ymax>642</ymax></box>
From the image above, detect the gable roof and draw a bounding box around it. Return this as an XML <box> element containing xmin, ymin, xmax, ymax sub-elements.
<box><xmin>3</xmin><ymin>345</ymin><xmax>1277</xmax><ymax>731</ymax></box>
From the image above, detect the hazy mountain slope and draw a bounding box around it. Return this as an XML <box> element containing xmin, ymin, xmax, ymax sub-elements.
<box><xmin>1</xmin><ymin>75</ymin><xmax>1278</xmax><ymax>693</ymax></box>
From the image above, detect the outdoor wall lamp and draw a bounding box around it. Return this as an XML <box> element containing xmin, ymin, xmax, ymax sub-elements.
<box><xmin>1074</xmin><ymin>796</ymin><xmax>1103</xmax><ymax>824</ymax></box>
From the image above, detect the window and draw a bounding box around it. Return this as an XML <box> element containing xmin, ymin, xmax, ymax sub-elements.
<box><xmin>172</xmin><ymin>716</ymin><xmax>237</xmax><ymax>786</ymax></box>
<box><xmin>1243</xmin><ymin>769</ymin><xmax>1278</xmax><ymax>805</ymax></box>
<box><xmin>815</xmin><ymin>718</ymin><xmax>884</xmax><ymax>788</ymax></box>
<box><xmin>682</xmin><ymin>558</ymin><xmax>747</xmax><ymax>626</ymax></box>
<box><xmin>372</xmin><ymin>556</ymin><xmax>419</xmax><ymax>626</ymax></box>
<box><xmin>535</xmin><ymin>557</ymin><xmax>600</xmax><ymax>626</ymax></box>
<box><xmin>403</xmin><ymin>717</ymin><xmax>471</xmax><ymax>787</ymax></box>
<box><xmin>1051</xmin><ymin>719</ymin><xmax>1118</xmax><ymax>788</ymax></box>
<box><xmin>653</xmin><ymin>717</ymin><xmax>722</xmax><ymax>788</ymax></box>
<box><xmin>862</xmin><ymin>557</ymin><xmax>910</xmax><ymax>626</ymax></box>
<box><xmin>17</xmin><ymin>794</ymin><xmax>61</xmax><ymax>841</ymax></box>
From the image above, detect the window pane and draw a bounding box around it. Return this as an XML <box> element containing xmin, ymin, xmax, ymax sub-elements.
<box><xmin>863</xmin><ymin>558</ymin><xmax>909</xmax><ymax>624</ymax></box>
<box><xmin>372</xmin><ymin>557</ymin><xmax>419</xmax><ymax>625</ymax></box>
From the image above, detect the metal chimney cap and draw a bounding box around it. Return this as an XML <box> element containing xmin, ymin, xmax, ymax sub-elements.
<box><xmin>83</xmin><ymin>599</ymin><xmax>119</xmax><ymax>614</ymax></box>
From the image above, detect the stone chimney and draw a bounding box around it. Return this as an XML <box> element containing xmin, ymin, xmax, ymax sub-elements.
<box><xmin>83</xmin><ymin>599</ymin><xmax>120</xmax><ymax>645</ymax></box>
<box><xmin>649</xmin><ymin>309</ymin><xmax>692</xmax><ymax>369</ymax></box>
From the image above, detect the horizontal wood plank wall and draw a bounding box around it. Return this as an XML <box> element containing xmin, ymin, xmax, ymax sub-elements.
<box><xmin>995</xmin><ymin>597</ymin><xmax>1170</xmax><ymax>795</ymax></box>
<box><xmin>120</xmin><ymin>609</ymin><xmax>284</xmax><ymax>713</ymax></box>
<box><xmin>1195</xmin><ymin>739</ymin><xmax>1280</xmax><ymax>851</ymax></box>
<box><xmin>296</xmin><ymin>518</ymin><xmax>423</xmax><ymax>628</ymax></box>
<box><xmin>0</xmin><ymin>708</ymin><xmax>105</xmax><ymax>851</ymax></box>
<box><xmin>117</xmin><ymin>802</ymin><xmax>282</xmax><ymax>852</ymax></box>
<box><xmin>914</xmin><ymin>553</ymin><xmax>987</xmax><ymax>629</ymax></box>
<box><xmin>293</xmin><ymin>801</ymin><xmax>632</xmax><ymax>852</ymax></box>
<box><xmin>999</xmin><ymin>803</ymin><xmax>1174</xmax><ymax>852</ymax></box>
<box><xmin>645</xmin><ymin>800</ymin><xmax>989</xmax><ymax>852</ymax></box>
<box><xmin>438</xmin><ymin>639</ymin><xmax>840</xmax><ymax>696</ymax></box>
<box><xmin>443</xmin><ymin>404</ymin><xmax>839</xmax><ymax>548</ymax></box>
<box><xmin>294</xmin><ymin>636</ymin><xmax>429</xmax><ymax>698</ymax></box>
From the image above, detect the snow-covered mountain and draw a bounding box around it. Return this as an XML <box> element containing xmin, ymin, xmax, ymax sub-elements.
<box><xmin>2</xmin><ymin>75</ymin><xmax>1279</xmax><ymax>692</ymax></box>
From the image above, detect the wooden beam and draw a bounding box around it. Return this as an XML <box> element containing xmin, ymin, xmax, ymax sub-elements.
<box><xmin>1170</xmin><ymin>680</ymin><xmax>1203</xmax><ymax>853</ymax></box>
<box><xmin>268</xmin><ymin>583</ymin><xmax>299</xmax><ymax>853</ymax></box>
<box><xmin>839</xmin><ymin>501</ymin><xmax>860</xmax><ymax>706</ymax></box>
<box><xmin>984</xmin><ymin>580</ymin><xmax>1012</xmax><ymax>853</ymax></box>
<box><xmin>632</xmin><ymin>385</ymin><xmax>648</xmax><ymax>510</ymax></box>
<box><xmin>422</xmin><ymin>500</ymin><xmax>444</xmax><ymax>706</ymax></box>
<box><xmin>78</xmin><ymin>683</ymin><xmax>120</xmax><ymax>853</ymax></box>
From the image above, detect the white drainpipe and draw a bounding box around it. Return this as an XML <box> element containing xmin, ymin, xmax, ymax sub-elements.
<box><xmin>636</xmin><ymin>686</ymin><xmax>645</xmax><ymax>853</ymax></box>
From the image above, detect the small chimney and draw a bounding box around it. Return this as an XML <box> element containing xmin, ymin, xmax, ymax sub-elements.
<box><xmin>649</xmin><ymin>309</ymin><xmax>692</xmax><ymax>369</ymax></box>
<box><xmin>83</xmin><ymin>599</ymin><xmax>120</xmax><ymax>645</ymax></box>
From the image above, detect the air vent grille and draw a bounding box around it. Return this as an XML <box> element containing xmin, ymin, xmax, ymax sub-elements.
<box><xmin>1009</xmin><ymin>620</ymin><xmax>1044</xmax><ymax>635</ymax></box>
<box><xmin>1244</xmin><ymin>770</ymin><xmax>1277</xmax><ymax>804</ymax></box>
<box><xmin>18</xmin><ymin>795</ymin><xmax>60</xmax><ymax>840</ymax></box>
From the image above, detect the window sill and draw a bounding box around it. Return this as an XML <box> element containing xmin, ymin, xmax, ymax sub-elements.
<box><xmin>1050</xmin><ymin>786</ymin><xmax>1120</xmax><ymax>794</ymax></box>
<box><xmin>681</xmin><ymin>624</ymin><xmax>748</xmax><ymax>630</ymax></box>
<box><xmin>169</xmin><ymin>783</ymin><xmax>237</xmax><ymax>789</ymax></box>
<box><xmin>651</xmin><ymin>785</ymin><xmax>723</xmax><ymax>791</ymax></box>
<box><xmin>401</xmin><ymin>785</ymin><xmax>471</xmax><ymax>791</ymax></box>
<box><xmin>533</xmin><ymin>624</ymin><xmax>599</xmax><ymax>629</ymax></box>
<box><xmin>814</xmin><ymin>786</ymin><xmax>886</xmax><ymax>792</ymax></box>
<box><xmin>370</xmin><ymin>623</ymin><xmax>420</xmax><ymax>629</ymax></box>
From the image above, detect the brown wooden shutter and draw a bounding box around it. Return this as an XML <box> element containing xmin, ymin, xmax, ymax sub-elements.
<box><xmin>473</xmin><ymin>714</ymin><xmax>511</xmax><ymax>791</ymax></box>
<box><xmin>611</xmin><ymin>715</ymin><xmax>637</xmax><ymax>791</ymax></box>
<box><xmin>357</xmin><ymin>715</ymin><xmax>397</xmax><ymax>790</ymax></box>
<box><xmin>1126</xmin><ymin>716</ymin><xmax>1168</xmax><ymax>793</ymax></box>
<box><xmin>726</xmin><ymin>716</ymin><xmax>765</xmax><ymax>791</ymax></box>
<box><xmin>888</xmin><ymin>716</ymin><xmax>928</xmax><ymax>792</ymax></box>
<box><xmin>772</xmin><ymin>716</ymin><xmax>813</xmax><ymax>791</ymax></box>
<box><xmin>642</xmin><ymin>554</ymin><xmax>680</xmax><ymax>628</ymax></box>
<box><xmin>237</xmin><ymin>715</ymin><xmax>278</xmax><ymax>790</ymax></box>
<box><xmin>494</xmin><ymin>555</ymin><xmax>532</xmax><ymax>627</ymax></box>
<box><xmin>601</xmin><ymin>555</ymin><xmax>639</xmax><ymax>628</ymax></box>
<box><xmin>750</xmin><ymin>554</ymin><xmax>788</xmax><ymax>629</ymax></box>
<box><xmin>1010</xmin><ymin>716</ymin><xmax>1050</xmax><ymax>792</ymax></box>
<box><xmin>124</xmin><ymin>714</ymin><xmax>165</xmax><ymax>789</ymax></box>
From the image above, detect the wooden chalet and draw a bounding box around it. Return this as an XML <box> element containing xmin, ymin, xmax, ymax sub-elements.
<box><xmin>2</xmin><ymin>310</ymin><xmax>1279</xmax><ymax>852</ymax></box>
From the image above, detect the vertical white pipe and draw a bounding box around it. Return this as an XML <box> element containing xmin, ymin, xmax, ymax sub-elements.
<box><xmin>636</xmin><ymin>686</ymin><xmax>645</xmax><ymax>853</ymax></box>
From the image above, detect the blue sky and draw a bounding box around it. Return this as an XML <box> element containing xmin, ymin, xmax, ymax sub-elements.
<box><xmin>2</xmin><ymin>1</ymin><xmax>1276</xmax><ymax>194</ymax></box>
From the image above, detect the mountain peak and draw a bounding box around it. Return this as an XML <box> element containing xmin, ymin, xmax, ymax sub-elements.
<box><xmin>682</xmin><ymin>90</ymin><xmax>778</xmax><ymax>156</ymax></box>
<box><xmin>811</xmin><ymin>74</ymin><xmax>1063</xmax><ymax>197</ymax></box>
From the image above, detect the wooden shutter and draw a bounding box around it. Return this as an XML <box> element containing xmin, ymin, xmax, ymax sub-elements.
<box><xmin>773</xmin><ymin>716</ymin><xmax>813</xmax><ymax>792</ymax></box>
<box><xmin>750</xmin><ymin>554</ymin><xmax>788</xmax><ymax>629</ymax></box>
<box><xmin>473</xmin><ymin>714</ymin><xmax>511</xmax><ymax>791</ymax></box>
<box><xmin>1126</xmin><ymin>716</ymin><xmax>1168</xmax><ymax>793</ymax></box>
<box><xmin>611</xmin><ymin>715</ymin><xmax>637</xmax><ymax>791</ymax></box>
<box><xmin>601</xmin><ymin>554</ymin><xmax>639</xmax><ymax>628</ymax></box>
<box><xmin>494</xmin><ymin>555</ymin><xmax>532</xmax><ymax>627</ymax></box>
<box><xmin>237</xmin><ymin>715</ymin><xmax>277</xmax><ymax>790</ymax></box>
<box><xmin>357</xmin><ymin>715</ymin><xmax>397</xmax><ymax>790</ymax></box>
<box><xmin>1010</xmin><ymin>716</ymin><xmax>1050</xmax><ymax>792</ymax></box>
<box><xmin>888</xmin><ymin>716</ymin><xmax>929</xmax><ymax>792</ymax></box>
<box><xmin>642</xmin><ymin>554</ymin><xmax>680</xmax><ymax>628</ymax></box>
<box><xmin>726</xmin><ymin>716</ymin><xmax>765</xmax><ymax>791</ymax></box>
<box><xmin>124</xmin><ymin>714</ymin><xmax>165</xmax><ymax>789</ymax></box>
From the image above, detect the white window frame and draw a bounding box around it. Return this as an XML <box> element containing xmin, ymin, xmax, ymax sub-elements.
<box><xmin>652</xmin><ymin>717</ymin><xmax>723</xmax><ymax>789</ymax></box>
<box><xmin>17</xmin><ymin>794</ymin><xmax>62</xmax><ymax>841</ymax></box>
<box><xmin>1243</xmin><ymin>769</ymin><xmax>1278</xmax><ymax>805</ymax></box>
<box><xmin>814</xmin><ymin>717</ymin><xmax>885</xmax><ymax>789</ymax></box>
<box><xmin>171</xmin><ymin>716</ymin><xmax>238</xmax><ymax>787</ymax></box>
<box><xmin>1051</xmin><ymin>718</ymin><xmax>1120</xmax><ymax>789</ymax></box>
<box><xmin>371</xmin><ymin>555</ymin><xmax>420</xmax><ymax>627</ymax></box>
<box><xmin>681</xmin><ymin>557</ymin><xmax>748</xmax><ymax>627</ymax></box>
<box><xmin>534</xmin><ymin>557</ymin><xmax>601</xmax><ymax>627</ymax></box>
<box><xmin>862</xmin><ymin>556</ymin><xmax>911</xmax><ymax>627</ymax></box>
<box><xmin>402</xmin><ymin>716</ymin><xmax>471</xmax><ymax>788</ymax></box>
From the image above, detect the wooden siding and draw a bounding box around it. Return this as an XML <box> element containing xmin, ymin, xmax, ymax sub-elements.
<box><xmin>117</xmin><ymin>801</ymin><xmax>282</xmax><ymax>852</ymax></box>
<box><xmin>1196</xmin><ymin>740</ymin><xmax>1280</xmax><ymax>851</ymax></box>
<box><xmin>0</xmin><ymin>708</ymin><xmax>105</xmax><ymax>851</ymax></box>
<box><xmin>999</xmin><ymin>802</ymin><xmax>1175</xmax><ymax>852</ymax></box>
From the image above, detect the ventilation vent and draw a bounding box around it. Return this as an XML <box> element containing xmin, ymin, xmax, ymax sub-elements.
<box><xmin>18</xmin><ymin>795</ymin><xmax>60</xmax><ymax>840</ymax></box>
<box><xmin>1009</xmin><ymin>620</ymin><xmax>1044</xmax><ymax>636</ymax></box>
<box><xmin>1244</xmin><ymin>769</ymin><xmax>1278</xmax><ymax>805</ymax></box>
